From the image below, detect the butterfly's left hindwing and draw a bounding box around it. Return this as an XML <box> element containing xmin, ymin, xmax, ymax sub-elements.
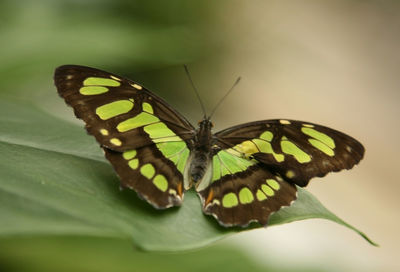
<box><xmin>215</xmin><ymin>119</ymin><xmax>365</xmax><ymax>187</ymax></box>
<box><xmin>104</xmin><ymin>143</ymin><xmax>189</xmax><ymax>208</ymax></box>
<box><xmin>54</xmin><ymin>65</ymin><xmax>195</xmax><ymax>208</ymax></box>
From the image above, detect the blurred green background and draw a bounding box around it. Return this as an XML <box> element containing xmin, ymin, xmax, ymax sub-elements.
<box><xmin>1</xmin><ymin>0</ymin><xmax>399</xmax><ymax>271</ymax></box>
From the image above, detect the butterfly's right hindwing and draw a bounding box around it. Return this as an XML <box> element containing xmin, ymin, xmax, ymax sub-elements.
<box><xmin>197</xmin><ymin>152</ymin><xmax>297</xmax><ymax>227</ymax></box>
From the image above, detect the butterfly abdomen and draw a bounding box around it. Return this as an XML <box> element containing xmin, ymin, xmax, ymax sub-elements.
<box><xmin>190</xmin><ymin>119</ymin><xmax>214</xmax><ymax>182</ymax></box>
<box><xmin>190</xmin><ymin>149</ymin><xmax>210</xmax><ymax>182</ymax></box>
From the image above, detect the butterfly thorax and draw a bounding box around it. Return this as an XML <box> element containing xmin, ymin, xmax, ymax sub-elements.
<box><xmin>189</xmin><ymin>119</ymin><xmax>214</xmax><ymax>182</ymax></box>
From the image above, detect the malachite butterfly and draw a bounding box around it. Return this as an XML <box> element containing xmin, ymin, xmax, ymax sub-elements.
<box><xmin>54</xmin><ymin>65</ymin><xmax>364</xmax><ymax>227</ymax></box>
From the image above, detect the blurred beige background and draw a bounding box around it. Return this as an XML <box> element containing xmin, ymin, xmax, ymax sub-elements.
<box><xmin>1</xmin><ymin>1</ymin><xmax>398</xmax><ymax>271</ymax></box>
<box><xmin>201</xmin><ymin>1</ymin><xmax>399</xmax><ymax>271</ymax></box>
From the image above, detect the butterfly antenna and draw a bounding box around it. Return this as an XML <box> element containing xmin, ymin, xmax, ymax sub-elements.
<box><xmin>184</xmin><ymin>65</ymin><xmax>207</xmax><ymax>118</ymax></box>
<box><xmin>209</xmin><ymin>77</ymin><xmax>241</xmax><ymax>119</ymax></box>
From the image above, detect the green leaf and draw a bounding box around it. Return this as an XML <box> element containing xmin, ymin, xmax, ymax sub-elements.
<box><xmin>0</xmin><ymin>236</ymin><xmax>326</xmax><ymax>272</ymax></box>
<box><xmin>0</xmin><ymin>98</ymin><xmax>377</xmax><ymax>251</ymax></box>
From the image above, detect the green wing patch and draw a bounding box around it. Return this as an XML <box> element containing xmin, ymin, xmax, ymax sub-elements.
<box><xmin>197</xmin><ymin>149</ymin><xmax>256</xmax><ymax>192</ymax></box>
<box><xmin>156</xmin><ymin>141</ymin><xmax>191</xmax><ymax>175</ymax></box>
<box><xmin>215</xmin><ymin>119</ymin><xmax>364</xmax><ymax>187</ymax></box>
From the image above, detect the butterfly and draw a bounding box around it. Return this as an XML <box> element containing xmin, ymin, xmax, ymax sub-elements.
<box><xmin>54</xmin><ymin>65</ymin><xmax>365</xmax><ymax>227</ymax></box>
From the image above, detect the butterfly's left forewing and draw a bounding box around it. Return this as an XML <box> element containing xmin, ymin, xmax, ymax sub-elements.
<box><xmin>54</xmin><ymin>65</ymin><xmax>195</xmax><ymax>208</ymax></box>
<box><xmin>55</xmin><ymin>65</ymin><xmax>195</xmax><ymax>151</ymax></box>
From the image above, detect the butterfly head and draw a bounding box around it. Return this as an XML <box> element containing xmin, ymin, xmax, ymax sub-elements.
<box><xmin>198</xmin><ymin>117</ymin><xmax>213</xmax><ymax>130</ymax></box>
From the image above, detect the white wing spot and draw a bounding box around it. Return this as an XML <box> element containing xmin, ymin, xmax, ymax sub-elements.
<box><xmin>100</xmin><ymin>129</ymin><xmax>109</xmax><ymax>136</ymax></box>
<box><xmin>321</xmin><ymin>160</ymin><xmax>331</xmax><ymax>167</ymax></box>
<box><xmin>169</xmin><ymin>189</ymin><xmax>177</xmax><ymax>196</ymax></box>
<box><xmin>66</xmin><ymin>75</ymin><xmax>73</xmax><ymax>80</ymax></box>
<box><xmin>110</xmin><ymin>138</ymin><xmax>122</xmax><ymax>146</ymax></box>
<box><xmin>131</xmin><ymin>83</ymin><xmax>143</xmax><ymax>90</ymax></box>
<box><xmin>279</xmin><ymin>120</ymin><xmax>291</xmax><ymax>125</ymax></box>
<box><xmin>110</xmin><ymin>75</ymin><xmax>121</xmax><ymax>81</ymax></box>
<box><xmin>286</xmin><ymin>170</ymin><xmax>295</xmax><ymax>178</ymax></box>
<box><xmin>346</xmin><ymin>146</ymin><xmax>352</xmax><ymax>152</ymax></box>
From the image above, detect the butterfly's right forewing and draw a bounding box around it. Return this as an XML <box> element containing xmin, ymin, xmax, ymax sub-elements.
<box><xmin>215</xmin><ymin>119</ymin><xmax>364</xmax><ymax>187</ymax></box>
